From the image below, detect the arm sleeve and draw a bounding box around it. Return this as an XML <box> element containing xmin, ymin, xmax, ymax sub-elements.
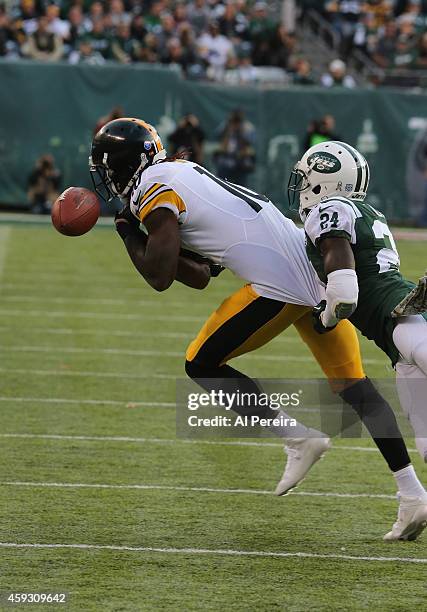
<box><xmin>136</xmin><ymin>183</ymin><xmax>186</xmax><ymax>224</ymax></box>
<box><xmin>321</xmin><ymin>269</ymin><xmax>359</xmax><ymax>327</ymax></box>
<box><xmin>305</xmin><ymin>200</ymin><xmax>357</xmax><ymax>246</ymax></box>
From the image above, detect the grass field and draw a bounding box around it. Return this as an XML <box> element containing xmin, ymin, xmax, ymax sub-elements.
<box><xmin>0</xmin><ymin>221</ymin><xmax>427</xmax><ymax>611</ymax></box>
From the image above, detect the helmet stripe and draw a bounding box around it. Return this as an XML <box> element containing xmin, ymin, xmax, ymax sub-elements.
<box><xmin>126</xmin><ymin>118</ymin><xmax>163</xmax><ymax>153</ymax></box>
<box><xmin>355</xmin><ymin>150</ymin><xmax>369</xmax><ymax>194</ymax></box>
<box><xmin>338</xmin><ymin>142</ymin><xmax>363</xmax><ymax>192</ymax></box>
<box><xmin>362</xmin><ymin>160</ymin><xmax>370</xmax><ymax>193</ymax></box>
<box><xmin>140</xmin><ymin>120</ymin><xmax>163</xmax><ymax>153</ymax></box>
<box><xmin>359</xmin><ymin>163</ymin><xmax>366</xmax><ymax>194</ymax></box>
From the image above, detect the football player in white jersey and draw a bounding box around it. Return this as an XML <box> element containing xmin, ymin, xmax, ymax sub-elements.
<box><xmin>89</xmin><ymin>118</ymin><xmax>426</xmax><ymax>539</ymax></box>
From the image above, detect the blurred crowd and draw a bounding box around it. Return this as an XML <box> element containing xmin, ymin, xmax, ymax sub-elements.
<box><xmin>1</xmin><ymin>0</ymin><xmax>425</xmax><ymax>87</ymax></box>
<box><xmin>309</xmin><ymin>0</ymin><xmax>427</xmax><ymax>70</ymax></box>
<box><xmin>0</xmin><ymin>0</ymin><xmax>299</xmax><ymax>81</ymax></box>
<box><xmin>27</xmin><ymin>153</ymin><xmax>61</xmax><ymax>213</ymax></box>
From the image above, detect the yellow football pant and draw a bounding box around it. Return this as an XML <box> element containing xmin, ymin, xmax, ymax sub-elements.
<box><xmin>186</xmin><ymin>284</ymin><xmax>364</xmax><ymax>384</ymax></box>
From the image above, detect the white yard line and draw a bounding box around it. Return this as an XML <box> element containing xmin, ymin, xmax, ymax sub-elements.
<box><xmin>0</xmin><ymin>308</ymin><xmax>203</xmax><ymax>323</ymax></box>
<box><xmin>0</xmin><ymin>346</ymin><xmax>185</xmax><ymax>357</ymax></box>
<box><xmin>0</xmin><ymin>433</ymin><xmax>283</xmax><ymax>446</ymax></box>
<box><xmin>0</xmin><ymin>295</ymin><xmax>207</xmax><ymax>309</ymax></box>
<box><xmin>0</xmin><ymin>480</ymin><xmax>396</xmax><ymax>500</ymax></box>
<box><xmin>0</xmin><ymin>395</ymin><xmax>370</xmax><ymax>416</ymax></box>
<box><xmin>0</xmin><ymin>326</ymin><xmax>301</xmax><ymax>344</ymax></box>
<box><xmin>0</xmin><ymin>327</ymin><xmax>194</xmax><ymax>340</ymax></box>
<box><xmin>1</xmin><ymin>542</ymin><xmax>424</xmax><ymax>564</ymax></box>
<box><xmin>0</xmin><ymin>344</ymin><xmax>386</xmax><ymax>365</ymax></box>
<box><xmin>0</xmin><ymin>433</ymin><xmax>409</xmax><ymax>454</ymax></box>
<box><xmin>0</xmin><ymin>397</ymin><xmax>174</xmax><ymax>408</ymax></box>
<box><xmin>0</xmin><ymin>213</ymin><xmax>111</xmax><ymax>226</ymax></box>
<box><xmin>0</xmin><ymin>275</ymin><xmax>240</xmax><ymax>293</ymax></box>
<box><xmin>0</xmin><ymin>367</ymin><xmax>178</xmax><ymax>381</ymax></box>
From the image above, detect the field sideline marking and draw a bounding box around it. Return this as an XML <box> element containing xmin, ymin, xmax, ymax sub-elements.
<box><xmin>0</xmin><ymin>344</ymin><xmax>386</xmax><ymax>365</ymax></box>
<box><xmin>3</xmin><ymin>208</ymin><xmax>426</xmax><ymax>239</ymax></box>
<box><xmin>0</xmin><ymin>480</ymin><xmax>396</xmax><ymax>500</ymax></box>
<box><xmin>0</xmin><ymin>433</ymin><xmax>414</xmax><ymax>454</ymax></box>
<box><xmin>0</xmin><ymin>227</ymin><xmax>10</xmax><ymax>280</ymax></box>
<box><xmin>1</xmin><ymin>542</ymin><xmax>424</xmax><ymax>564</ymax></box>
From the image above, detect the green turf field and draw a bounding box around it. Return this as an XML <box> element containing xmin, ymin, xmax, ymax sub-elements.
<box><xmin>0</xmin><ymin>222</ymin><xmax>426</xmax><ymax>611</ymax></box>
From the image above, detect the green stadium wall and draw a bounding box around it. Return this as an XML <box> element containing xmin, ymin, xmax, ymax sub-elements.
<box><xmin>1</xmin><ymin>60</ymin><xmax>427</xmax><ymax>221</ymax></box>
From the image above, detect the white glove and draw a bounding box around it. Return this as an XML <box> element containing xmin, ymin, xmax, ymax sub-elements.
<box><xmin>320</xmin><ymin>269</ymin><xmax>359</xmax><ymax>328</ymax></box>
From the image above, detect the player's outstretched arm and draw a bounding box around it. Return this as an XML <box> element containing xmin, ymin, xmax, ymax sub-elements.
<box><xmin>316</xmin><ymin>237</ymin><xmax>359</xmax><ymax>330</ymax></box>
<box><xmin>115</xmin><ymin>207</ymin><xmax>210</xmax><ymax>291</ymax></box>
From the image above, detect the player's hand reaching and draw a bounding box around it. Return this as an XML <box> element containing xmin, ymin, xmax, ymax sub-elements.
<box><xmin>114</xmin><ymin>206</ymin><xmax>141</xmax><ymax>241</ymax></box>
<box><xmin>209</xmin><ymin>263</ymin><xmax>225</xmax><ymax>278</ymax></box>
<box><xmin>313</xmin><ymin>301</ymin><xmax>338</xmax><ymax>334</ymax></box>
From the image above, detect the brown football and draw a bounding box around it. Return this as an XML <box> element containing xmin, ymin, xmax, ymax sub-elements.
<box><xmin>51</xmin><ymin>187</ymin><xmax>100</xmax><ymax>236</ymax></box>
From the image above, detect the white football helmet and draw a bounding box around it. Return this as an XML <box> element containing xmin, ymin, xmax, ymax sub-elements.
<box><xmin>288</xmin><ymin>141</ymin><xmax>370</xmax><ymax>220</ymax></box>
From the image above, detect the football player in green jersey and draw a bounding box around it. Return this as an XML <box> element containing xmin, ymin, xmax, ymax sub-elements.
<box><xmin>289</xmin><ymin>140</ymin><xmax>427</xmax><ymax>541</ymax></box>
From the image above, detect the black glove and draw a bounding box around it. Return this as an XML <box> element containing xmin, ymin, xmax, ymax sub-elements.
<box><xmin>179</xmin><ymin>248</ymin><xmax>206</xmax><ymax>264</ymax></box>
<box><xmin>209</xmin><ymin>263</ymin><xmax>225</xmax><ymax>278</ymax></box>
<box><xmin>180</xmin><ymin>248</ymin><xmax>225</xmax><ymax>278</ymax></box>
<box><xmin>313</xmin><ymin>300</ymin><xmax>337</xmax><ymax>334</ymax></box>
<box><xmin>114</xmin><ymin>206</ymin><xmax>140</xmax><ymax>241</ymax></box>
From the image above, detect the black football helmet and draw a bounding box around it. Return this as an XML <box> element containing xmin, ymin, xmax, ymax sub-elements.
<box><xmin>89</xmin><ymin>118</ymin><xmax>166</xmax><ymax>202</ymax></box>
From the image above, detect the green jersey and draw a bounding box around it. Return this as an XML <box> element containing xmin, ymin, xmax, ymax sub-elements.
<box><xmin>304</xmin><ymin>196</ymin><xmax>421</xmax><ymax>365</ymax></box>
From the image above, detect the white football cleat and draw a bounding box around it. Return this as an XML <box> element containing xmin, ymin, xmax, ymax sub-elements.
<box><xmin>383</xmin><ymin>494</ymin><xmax>427</xmax><ymax>542</ymax></box>
<box><xmin>275</xmin><ymin>436</ymin><xmax>331</xmax><ymax>496</ymax></box>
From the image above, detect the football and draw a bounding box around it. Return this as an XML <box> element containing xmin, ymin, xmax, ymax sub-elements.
<box><xmin>51</xmin><ymin>187</ymin><xmax>100</xmax><ymax>236</ymax></box>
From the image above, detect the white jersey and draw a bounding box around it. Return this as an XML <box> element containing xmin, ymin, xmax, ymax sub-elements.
<box><xmin>129</xmin><ymin>160</ymin><xmax>322</xmax><ymax>306</ymax></box>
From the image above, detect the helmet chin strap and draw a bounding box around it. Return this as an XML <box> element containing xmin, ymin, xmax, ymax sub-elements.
<box><xmin>153</xmin><ymin>149</ymin><xmax>167</xmax><ymax>164</ymax></box>
<box><xmin>120</xmin><ymin>149</ymin><xmax>167</xmax><ymax>198</ymax></box>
